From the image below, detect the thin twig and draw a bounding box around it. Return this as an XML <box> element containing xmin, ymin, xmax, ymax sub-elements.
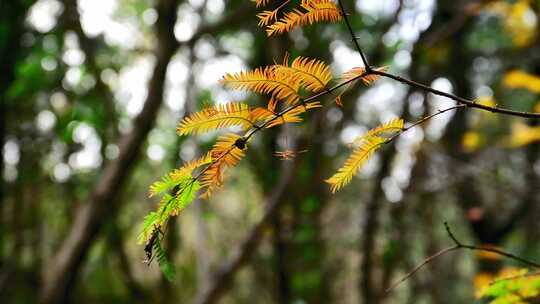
<box><xmin>385</xmin><ymin>245</ymin><xmax>460</xmax><ymax>293</ymax></box>
<box><xmin>444</xmin><ymin>222</ymin><xmax>540</xmax><ymax>268</ymax></box>
<box><xmin>385</xmin><ymin>104</ymin><xmax>467</xmax><ymax>144</ymax></box>
<box><xmin>385</xmin><ymin>222</ymin><xmax>540</xmax><ymax>294</ymax></box>
<box><xmin>335</xmin><ymin>0</ymin><xmax>540</xmax><ymax>119</ymax></box>
<box><xmin>335</xmin><ymin>1</ymin><xmax>540</xmax><ymax>295</ymax></box>
<box><xmin>336</xmin><ymin>0</ymin><xmax>371</xmax><ymax>70</ymax></box>
<box><xmin>372</xmin><ymin>70</ymin><xmax>540</xmax><ymax>119</ymax></box>
<box><xmin>403</xmin><ymin>104</ymin><xmax>467</xmax><ymax>132</ymax></box>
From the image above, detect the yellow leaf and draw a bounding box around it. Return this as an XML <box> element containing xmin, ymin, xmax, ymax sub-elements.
<box><xmin>273</xmin><ymin>56</ymin><xmax>333</xmax><ymax>92</ymax></box>
<box><xmin>474</xmin><ymin>272</ymin><xmax>494</xmax><ymax>299</ymax></box>
<box><xmin>505</xmin><ymin>122</ymin><xmax>540</xmax><ymax>147</ymax></box>
<box><xmin>341</xmin><ymin>66</ymin><xmax>387</xmax><ymax>85</ymax></box>
<box><xmin>200</xmin><ymin>133</ymin><xmax>247</xmax><ymax>198</ymax></box>
<box><xmin>249</xmin><ymin>106</ymin><xmax>276</xmax><ymax>124</ymax></box>
<box><xmin>257</xmin><ymin>9</ymin><xmax>279</xmax><ymax>26</ymax></box>
<box><xmin>503</xmin><ymin>70</ymin><xmax>540</xmax><ymax>93</ymax></box>
<box><xmin>252</xmin><ymin>0</ymin><xmax>271</xmax><ymax>8</ymax></box>
<box><xmin>335</xmin><ymin>67</ymin><xmax>387</xmax><ymax>105</ymax></box>
<box><xmin>353</xmin><ymin>118</ymin><xmax>403</xmax><ymax>146</ymax></box>
<box><xmin>462</xmin><ymin>131</ymin><xmax>481</xmax><ymax>152</ymax></box>
<box><xmin>477</xmin><ymin>96</ymin><xmax>496</xmax><ymax>108</ymax></box>
<box><xmin>265</xmin><ymin>0</ymin><xmax>342</xmax><ymax>36</ymax></box>
<box><xmin>475</xmin><ymin>244</ymin><xmax>503</xmax><ymax>261</ymax></box>
<box><xmin>486</xmin><ymin>0</ymin><xmax>536</xmax><ymax>47</ymax></box>
<box><xmin>221</xmin><ymin>67</ymin><xmax>301</xmax><ymax>105</ymax></box>
<box><xmin>148</xmin><ymin>153</ymin><xmax>211</xmax><ymax>197</ymax></box>
<box><xmin>326</xmin><ymin>136</ymin><xmax>385</xmax><ymax>193</ymax></box>
<box><xmin>177</xmin><ymin>103</ymin><xmax>253</xmax><ymax>135</ymax></box>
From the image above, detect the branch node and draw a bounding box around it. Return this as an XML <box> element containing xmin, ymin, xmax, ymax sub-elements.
<box><xmin>234</xmin><ymin>137</ymin><xmax>247</xmax><ymax>150</ymax></box>
<box><xmin>444</xmin><ymin>222</ymin><xmax>461</xmax><ymax>247</ymax></box>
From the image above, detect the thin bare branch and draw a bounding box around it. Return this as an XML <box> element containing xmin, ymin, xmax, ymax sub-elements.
<box><xmin>385</xmin><ymin>245</ymin><xmax>460</xmax><ymax>294</ymax></box>
<box><xmin>336</xmin><ymin>0</ymin><xmax>371</xmax><ymax>70</ymax></box>
<box><xmin>386</xmin><ymin>223</ymin><xmax>540</xmax><ymax>294</ymax></box>
<box><xmin>385</xmin><ymin>104</ymin><xmax>468</xmax><ymax>144</ymax></box>
<box><xmin>372</xmin><ymin>70</ymin><xmax>540</xmax><ymax>119</ymax></box>
<box><xmin>336</xmin><ymin>0</ymin><xmax>540</xmax><ymax>120</ymax></box>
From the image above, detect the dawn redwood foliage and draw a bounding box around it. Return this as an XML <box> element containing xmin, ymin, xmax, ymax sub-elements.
<box><xmin>139</xmin><ymin>0</ymin><xmax>540</xmax><ymax>281</ymax></box>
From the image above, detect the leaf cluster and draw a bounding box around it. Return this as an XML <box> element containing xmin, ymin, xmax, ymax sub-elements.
<box><xmin>141</xmin><ymin>0</ymin><xmax>401</xmax><ymax>277</ymax></box>
<box><xmin>479</xmin><ymin>269</ymin><xmax>540</xmax><ymax>304</ymax></box>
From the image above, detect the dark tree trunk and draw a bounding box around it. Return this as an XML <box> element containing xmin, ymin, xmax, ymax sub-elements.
<box><xmin>0</xmin><ymin>0</ymin><xmax>32</xmax><ymax>269</ymax></box>
<box><xmin>38</xmin><ymin>1</ymin><xmax>180</xmax><ymax>302</ymax></box>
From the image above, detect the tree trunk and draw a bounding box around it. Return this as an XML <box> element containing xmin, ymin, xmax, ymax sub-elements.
<box><xmin>38</xmin><ymin>1</ymin><xmax>180</xmax><ymax>302</ymax></box>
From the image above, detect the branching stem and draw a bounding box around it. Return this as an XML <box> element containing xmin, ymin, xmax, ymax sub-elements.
<box><xmin>158</xmin><ymin>0</ymin><xmax>540</xmax><ymax>264</ymax></box>
<box><xmin>385</xmin><ymin>223</ymin><xmax>540</xmax><ymax>294</ymax></box>
<box><xmin>336</xmin><ymin>0</ymin><xmax>371</xmax><ymax>70</ymax></box>
<box><xmin>334</xmin><ymin>1</ymin><xmax>540</xmax><ymax>295</ymax></box>
<box><xmin>335</xmin><ymin>0</ymin><xmax>540</xmax><ymax>120</ymax></box>
<box><xmin>372</xmin><ymin>70</ymin><xmax>540</xmax><ymax>119</ymax></box>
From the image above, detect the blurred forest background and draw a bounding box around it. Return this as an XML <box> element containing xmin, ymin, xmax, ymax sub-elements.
<box><xmin>1</xmin><ymin>0</ymin><xmax>540</xmax><ymax>303</ymax></box>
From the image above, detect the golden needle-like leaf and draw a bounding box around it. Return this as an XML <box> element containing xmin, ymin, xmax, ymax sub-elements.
<box><xmin>341</xmin><ymin>66</ymin><xmax>387</xmax><ymax>85</ymax></box>
<box><xmin>326</xmin><ymin>136</ymin><xmax>385</xmax><ymax>193</ymax></box>
<box><xmin>200</xmin><ymin>133</ymin><xmax>247</xmax><ymax>198</ymax></box>
<box><xmin>148</xmin><ymin>153</ymin><xmax>211</xmax><ymax>198</ymax></box>
<box><xmin>252</xmin><ymin>0</ymin><xmax>271</xmax><ymax>8</ymax></box>
<box><xmin>177</xmin><ymin>103</ymin><xmax>253</xmax><ymax>135</ymax></box>
<box><xmin>257</xmin><ymin>9</ymin><xmax>279</xmax><ymax>26</ymax></box>
<box><xmin>266</xmin><ymin>0</ymin><xmax>342</xmax><ymax>36</ymax></box>
<box><xmin>352</xmin><ymin>118</ymin><xmax>403</xmax><ymax>145</ymax></box>
<box><xmin>273</xmin><ymin>56</ymin><xmax>333</xmax><ymax>92</ymax></box>
<box><xmin>221</xmin><ymin>67</ymin><xmax>302</xmax><ymax>105</ymax></box>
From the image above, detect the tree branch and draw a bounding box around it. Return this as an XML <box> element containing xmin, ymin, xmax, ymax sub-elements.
<box><xmin>372</xmin><ymin>70</ymin><xmax>540</xmax><ymax>119</ymax></box>
<box><xmin>385</xmin><ymin>222</ymin><xmax>540</xmax><ymax>294</ymax></box>
<box><xmin>336</xmin><ymin>0</ymin><xmax>371</xmax><ymax>70</ymax></box>
<box><xmin>335</xmin><ymin>0</ymin><xmax>540</xmax><ymax>120</ymax></box>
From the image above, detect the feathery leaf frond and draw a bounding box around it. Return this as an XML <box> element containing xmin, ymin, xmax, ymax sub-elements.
<box><xmin>266</xmin><ymin>0</ymin><xmax>342</xmax><ymax>36</ymax></box>
<box><xmin>273</xmin><ymin>56</ymin><xmax>333</xmax><ymax>92</ymax></box>
<box><xmin>148</xmin><ymin>170</ymin><xmax>191</xmax><ymax>199</ymax></box>
<box><xmin>181</xmin><ymin>152</ymin><xmax>213</xmax><ymax>173</ymax></box>
<box><xmin>257</xmin><ymin>9</ymin><xmax>279</xmax><ymax>26</ymax></box>
<box><xmin>353</xmin><ymin>118</ymin><xmax>404</xmax><ymax>145</ymax></box>
<box><xmin>177</xmin><ymin>103</ymin><xmax>253</xmax><ymax>135</ymax></box>
<box><xmin>200</xmin><ymin>133</ymin><xmax>247</xmax><ymax>198</ymax></box>
<box><xmin>326</xmin><ymin>136</ymin><xmax>385</xmax><ymax>193</ymax></box>
<box><xmin>252</xmin><ymin>0</ymin><xmax>271</xmax><ymax>8</ymax></box>
<box><xmin>250</xmin><ymin>107</ymin><xmax>277</xmax><ymax>125</ymax></box>
<box><xmin>221</xmin><ymin>67</ymin><xmax>301</xmax><ymax>105</ymax></box>
<box><xmin>139</xmin><ymin>180</ymin><xmax>201</xmax><ymax>244</ymax></box>
<box><xmin>334</xmin><ymin>66</ymin><xmax>387</xmax><ymax>105</ymax></box>
<box><xmin>250</xmin><ymin>101</ymin><xmax>321</xmax><ymax>128</ymax></box>
<box><xmin>341</xmin><ymin>66</ymin><xmax>387</xmax><ymax>85</ymax></box>
<box><xmin>148</xmin><ymin>153</ymin><xmax>211</xmax><ymax>197</ymax></box>
<box><xmin>153</xmin><ymin>238</ymin><xmax>176</xmax><ymax>281</ymax></box>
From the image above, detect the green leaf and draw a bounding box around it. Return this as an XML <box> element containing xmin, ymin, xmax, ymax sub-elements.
<box><xmin>138</xmin><ymin>211</ymin><xmax>159</xmax><ymax>244</ymax></box>
<box><xmin>139</xmin><ymin>180</ymin><xmax>201</xmax><ymax>244</ymax></box>
<box><xmin>148</xmin><ymin>170</ymin><xmax>192</xmax><ymax>197</ymax></box>
<box><xmin>153</xmin><ymin>238</ymin><xmax>176</xmax><ymax>282</ymax></box>
<box><xmin>479</xmin><ymin>268</ymin><xmax>540</xmax><ymax>304</ymax></box>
